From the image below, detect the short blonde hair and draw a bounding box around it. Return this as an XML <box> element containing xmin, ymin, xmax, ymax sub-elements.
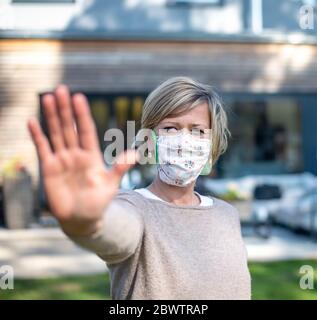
<box><xmin>140</xmin><ymin>76</ymin><xmax>231</xmax><ymax>166</ymax></box>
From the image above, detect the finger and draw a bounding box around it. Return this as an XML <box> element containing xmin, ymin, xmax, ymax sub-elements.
<box><xmin>110</xmin><ymin>149</ymin><xmax>140</xmax><ymax>185</ymax></box>
<box><xmin>72</xmin><ymin>93</ymin><xmax>100</xmax><ymax>152</ymax></box>
<box><xmin>28</xmin><ymin>118</ymin><xmax>53</xmax><ymax>162</ymax></box>
<box><xmin>55</xmin><ymin>85</ymin><xmax>79</xmax><ymax>148</ymax></box>
<box><xmin>42</xmin><ymin>94</ymin><xmax>65</xmax><ymax>152</ymax></box>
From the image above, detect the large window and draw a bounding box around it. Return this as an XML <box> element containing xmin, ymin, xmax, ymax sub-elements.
<box><xmin>219</xmin><ymin>96</ymin><xmax>304</xmax><ymax>178</ymax></box>
<box><xmin>39</xmin><ymin>92</ymin><xmax>150</xmax><ymax>191</ymax></box>
<box><xmin>39</xmin><ymin>92</ymin><xmax>305</xmax><ymax>192</ymax></box>
<box><xmin>86</xmin><ymin>93</ymin><xmax>305</xmax><ymax>182</ymax></box>
<box><xmin>85</xmin><ymin>93</ymin><xmax>144</xmax><ymax>147</ymax></box>
<box><xmin>85</xmin><ymin>93</ymin><xmax>154</xmax><ymax>189</ymax></box>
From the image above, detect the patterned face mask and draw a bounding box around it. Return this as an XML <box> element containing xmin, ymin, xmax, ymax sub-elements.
<box><xmin>156</xmin><ymin>131</ymin><xmax>211</xmax><ymax>187</ymax></box>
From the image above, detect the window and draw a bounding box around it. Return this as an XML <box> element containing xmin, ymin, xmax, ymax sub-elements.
<box><xmin>219</xmin><ymin>96</ymin><xmax>304</xmax><ymax>178</ymax></box>
<box><xmin>40</xmin><ymin>91</ymin><xmax>149</xmax><ymax>190</ymax></box>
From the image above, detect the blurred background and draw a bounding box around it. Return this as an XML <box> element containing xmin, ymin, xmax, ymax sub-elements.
<box><xmin>0</xmin><ymin>0</ymin><xmax>317</xmax><ymax>299</ymax></box>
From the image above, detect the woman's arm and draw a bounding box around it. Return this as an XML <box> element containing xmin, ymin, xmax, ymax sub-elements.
<box><xmin>27</xmin><ymin>85</ymin><xmax>141</xmax><ymax>264</ymax></box>
<box><xmin>64</xmin><ymin>199</ymin><xmax>144</xmax><ymax>264</ymax></box>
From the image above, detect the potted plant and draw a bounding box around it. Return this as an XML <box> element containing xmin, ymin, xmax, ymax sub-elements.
<box><xmin>1</xmin><ymin>156</ymin><xmax>33</xmax><ymax>229</ymax></box>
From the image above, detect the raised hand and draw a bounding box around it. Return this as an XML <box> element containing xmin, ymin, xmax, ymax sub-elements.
<box><xmin>28</xmin><ymin>85</ymin><xmax>138</xmax><ymax>236</ymax></box>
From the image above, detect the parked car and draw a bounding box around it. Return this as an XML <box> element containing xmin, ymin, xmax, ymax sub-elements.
<box><xmin>274</xmin><ymin>188</ymin><xmax>317</xmax><ymax>234</ymax></box>
<box><xmin>203</xmin><ymin>172</ymin><xmax>317</xmax><ymax>237</ymax></box>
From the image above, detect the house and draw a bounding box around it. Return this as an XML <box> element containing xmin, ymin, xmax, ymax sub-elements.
<box><xmin>0</xmin><ymin>0</ymin><xmax>316</xmax><ymax>196</ymax></box>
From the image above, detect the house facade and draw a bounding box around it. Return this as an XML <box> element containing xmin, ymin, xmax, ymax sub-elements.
<box><xmin>0</xmin><ymin>0</ymin><xmax>317</xmax><ymax>194</ymax></box>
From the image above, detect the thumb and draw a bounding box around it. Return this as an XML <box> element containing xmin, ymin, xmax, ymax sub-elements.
<box><xmin>110</xmin><ymin>149</ymin><xmax>140</xmax><ymax>185</ymax></box>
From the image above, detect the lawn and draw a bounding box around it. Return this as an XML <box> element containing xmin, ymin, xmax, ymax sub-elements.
<box><xmin>0</xmin><ymin>260</ymin><xmax>316</xmax><ymax>300</ymax></box>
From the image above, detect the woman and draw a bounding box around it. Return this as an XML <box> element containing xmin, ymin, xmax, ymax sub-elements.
<box><xmin>28</xmin><ymin>76</ymin><xmax>251</xmax><ymax>300</ymax></box>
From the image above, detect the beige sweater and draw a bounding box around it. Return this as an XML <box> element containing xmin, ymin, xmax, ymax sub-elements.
<box><xmin>68</xmin><ymin>189</ymin><xmax>251</xmax><ymax>300</ymax></box>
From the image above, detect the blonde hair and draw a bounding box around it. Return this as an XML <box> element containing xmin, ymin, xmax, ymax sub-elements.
<box><xmin>140</xmin><ymin>76</ymin><xmax>231</xmax><ymax>166</ymax></box>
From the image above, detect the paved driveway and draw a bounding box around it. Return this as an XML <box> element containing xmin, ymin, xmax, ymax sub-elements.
<box><xmin>1</xmin><ymin>225</ymin><xmax>317</xmax><ymax>278</ymax></box>
<box><xmin>0</xmin><ymin>227</ymin><xmax>107</xmax><ymax>278</ymax></box>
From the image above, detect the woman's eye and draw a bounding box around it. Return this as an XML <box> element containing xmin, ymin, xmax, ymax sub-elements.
<box><xmin>163</xmin><ymin>126</ymin><xmax>178</xmax><ymax>133</ymax></box>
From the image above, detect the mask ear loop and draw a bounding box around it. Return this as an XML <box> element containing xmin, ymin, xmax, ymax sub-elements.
<box><xmin>200</xmin><ymin>155</ymin><xmax>212</xmax><ymax>175</ymax></box>
<box><xmin>200</xmin><ymin>135</ymin><xmax>212</xmax><ymax>176</ymax></box>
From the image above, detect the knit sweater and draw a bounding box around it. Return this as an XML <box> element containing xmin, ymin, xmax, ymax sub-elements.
<box><xmin>68</xmin><ymin>189</ymin><xmax>251</xmax><ymax>300</ymax></box>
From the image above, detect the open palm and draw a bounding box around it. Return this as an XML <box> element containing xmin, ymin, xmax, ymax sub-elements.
<box><xmin>28</xmin><ymin>86</ymin><xmax>138</xmax><ymax>235</ymax></box>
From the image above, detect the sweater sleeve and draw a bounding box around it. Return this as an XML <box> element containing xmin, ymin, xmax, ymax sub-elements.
<box><xmin>64</xmin><ymin>195</ymin><xmax>144</xmax><ymax>265</ymax></box>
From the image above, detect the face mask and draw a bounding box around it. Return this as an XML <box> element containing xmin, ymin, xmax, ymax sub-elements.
<box><xmin>156</xmin><ymin>131</ymin><xmax>212</xmax><ymax>187</ymax></box>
